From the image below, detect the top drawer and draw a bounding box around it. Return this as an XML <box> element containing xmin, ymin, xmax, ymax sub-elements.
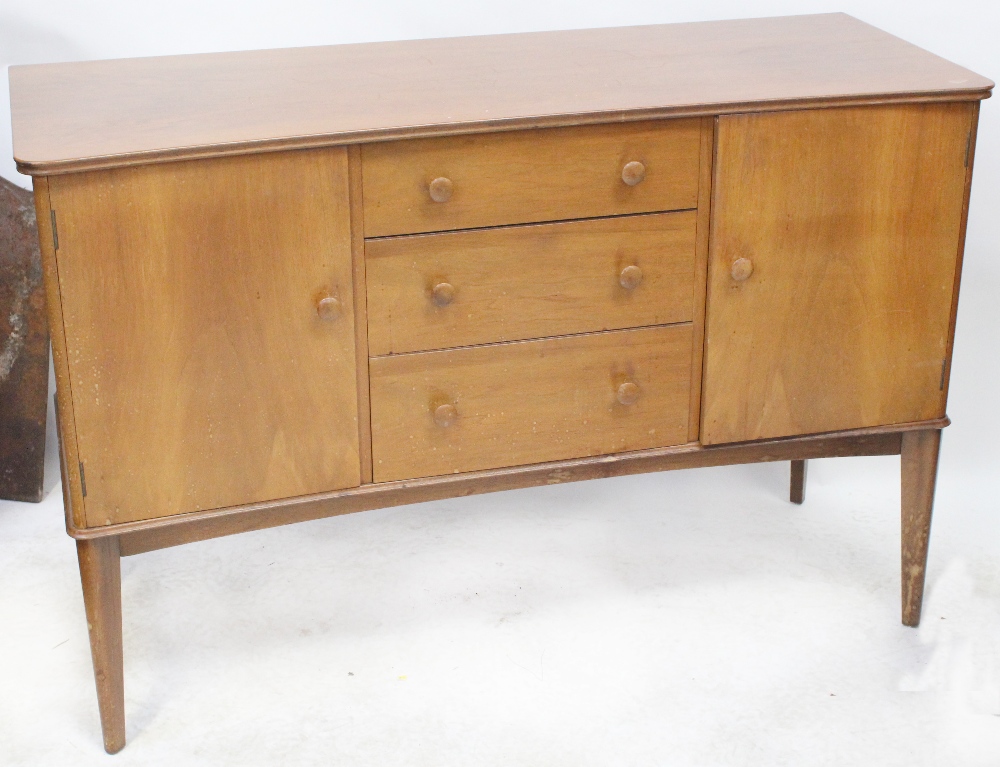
<box><xmin>361</xmin><ymin>119</ymin><xmax>702</xmax><ymax>237</ymax></box>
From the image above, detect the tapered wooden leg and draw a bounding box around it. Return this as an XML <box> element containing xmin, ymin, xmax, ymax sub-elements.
<box><xmin>900</xmin><ymin>429</ymin><xmax>941</xmax><ymax>628</ymax></box>
<box><xmin>790</xmin><ymin>459</ymin><xmax>807</xmax><ymax>504</ymax></box>
<box><xmin>77</xmin><ymin>536</ymin><xmax>126</xmax><ymax>753</ymax></box>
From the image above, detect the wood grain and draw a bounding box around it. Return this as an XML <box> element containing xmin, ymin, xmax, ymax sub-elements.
<box><xmin>10</xmin><ymin>14</ymin><xmax>992</xmax><ymax>175</ymax></box>
<box><xmin>348</xmin><ymin>146</ymin><xmax>373</xmax><ymax>484</ymax></box>
<box><xmin>361</xmin><ymin>120</ymin><xmax>701</xmax><ymax>237</ymax></box>
<box><xmin>33</xmin><ymin>177</ymin><xmax>87</xmax><ymax>528</ymax></box>
<box><xmin>687</xmin><ymin>116</ymin><xmax>715</xmax><ymax>441</ymax></box>
<box><xmin>77</xmin><ymin>536</ymin><xmax>125</xmax><ymax>754</ymax></box>
<box><xmin>901</xmin><ymin>429</ymin><xmax>941</xmax><ymax>626</ymax></box>
<box><xmin>108</xmin><ymin>425</ymin><xmax>919</xmax><ymax>556</ymax></box>
<box><xmin>48</xmin><ymin>149</ymin><xmax>361</xmax><ymax>526</ymax></box>
<box><xmin>702</xmin><ymin>103</ymin><xmax>974</xmax><ymax>445</ymax></box>
<box><xmin>370</xmin><ymin>325</ymin><xmax>693</xmax><ymax>482</ymax></box>
<box><xmin>53</xmin><ymin>392</ymin><xmax>73</xmax><ymax>529</ymax></box>
<box><xmin>366</xmin><ymin>211</ymin><xmax>697</xmax><ymax>355</ymax></box>
<box><xmin>941</xmin><ymin>101</ymin><xmax>981</xmax><ymax>404</ymax></box>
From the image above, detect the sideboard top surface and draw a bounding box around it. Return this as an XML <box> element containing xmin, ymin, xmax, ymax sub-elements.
<box><xmin>10</xmin><ymin>13</ymin><xmax>993</xmax><ymax>175</ymax></box>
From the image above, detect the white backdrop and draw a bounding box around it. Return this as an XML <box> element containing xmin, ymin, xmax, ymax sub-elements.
<box><xmin>1</xmin><ymin>2</ymin><xmax>999</xmax><ymax>765</ymax></box>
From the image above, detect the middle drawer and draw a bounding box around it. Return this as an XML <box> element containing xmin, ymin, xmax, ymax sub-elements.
<box><xmin>366</xmin><ymin>210</ymin><xmax>697</xmax><ymax>355</ymax></box>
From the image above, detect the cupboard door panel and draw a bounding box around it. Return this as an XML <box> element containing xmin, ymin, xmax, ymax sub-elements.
<box><xmin>702</xmin><ymin>104</ymin><xmax>973</xmax><ymax>445</ymax></box>
<box><xmin>50</xmin><ymin>149</ymin><xmax>360</xmax><ymax>525</ymax></box>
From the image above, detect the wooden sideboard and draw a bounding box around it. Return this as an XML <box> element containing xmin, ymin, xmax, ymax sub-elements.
<box><xmin>9</xmin><ymin>13</ymin><xmax>992</xmax><ymax>753</ymax></box>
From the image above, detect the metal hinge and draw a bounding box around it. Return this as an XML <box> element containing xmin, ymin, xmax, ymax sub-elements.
<box><xmin>79</xmin><ymin>461</ymin><xmax>87</xmax><ymax>498</ymax></box>
<box><xmin>965</xmin><ymin>130</ymin><xmax>973</xmax><ymax>168</ymax></box>
<box><xmin>50</xmin><ymin>210</ymin><xmax>59</xmax><ymax>250</ymax></box>
<box><xmin>939</xmin><ymin>359</ymin><xmax>947</xmax><ymax>391</ymax></box>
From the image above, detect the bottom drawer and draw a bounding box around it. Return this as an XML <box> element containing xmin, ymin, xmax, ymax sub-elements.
<box><xmin>370</xmin><ymin>324</ymin><xmax>693</xmax><ymax>482</ymax></box>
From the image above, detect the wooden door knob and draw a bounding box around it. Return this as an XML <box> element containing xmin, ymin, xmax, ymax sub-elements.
<box><xmin>434</xmin><ymin>403</ymin><xmax>458</xmax><ymax>427</ymax></box>
<box><xmin>621</xmin><ymin>161</ymin><xmax>646</xmax><ymax>186</ymax></box>
<box><xmin>619</xmin><ymin>265</ymin><xmax>643</xmax><ymax>290</ymax></box>
<box><xmin>429</xmin><ymin>177</ymin><xmax>453</xmax><ymax>203</ymax></box>
<box><xmin>730</xmin><ymin>257</ymin><xmax>754</xmax><ymax>281</ymax></box>
<box><xmin>316</xmin><ymin>295</ymin><xmax>341</xmax><ymax>320</ymax></box>
<box><xmin>432</xmin><ymin>282</ymin><xmax>455</xmax><ymax>306</ymax></box>
<box><xmin>617</xmin><ymin>382</ymin><xmax>641</xmax><ymax>406</ymax></box>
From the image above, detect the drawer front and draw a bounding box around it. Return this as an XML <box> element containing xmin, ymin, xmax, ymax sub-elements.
<box><xmin>366</xmin><ymin>211</ymin><xmax>697</xmax><ymax>355</ymax></box>
<box><xmin>361</xmin><ymin>120</ymin><xmax>702</xmax><ymax>237</ymax></box>
<box><xmin>370</xmin><ymin>325</ymin><xmax>692</xmax><ymax>482</ymax></box>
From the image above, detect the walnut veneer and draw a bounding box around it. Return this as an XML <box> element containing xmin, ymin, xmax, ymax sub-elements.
<box><xmin>9</xmin><ymin>13</ymin><xmax>991</xmax><ymax>753</ymax></box>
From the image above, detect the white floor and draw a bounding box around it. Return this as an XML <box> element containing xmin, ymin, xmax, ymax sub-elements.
<box><xmin>3</xmin><ymin>455</ymin><xmax>1000</xmax><ymax>766</ymax></box>
<box><xmin>2</xmin><ymin>270</ymin><xmax>999</xmax><ymax>766</ymax></box>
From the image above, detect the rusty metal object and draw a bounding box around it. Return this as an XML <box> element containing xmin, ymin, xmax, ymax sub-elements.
<box><xmin>1</xmin><ymin>176</ymin><xmax>49</xmax><ymax>502</ymax></box>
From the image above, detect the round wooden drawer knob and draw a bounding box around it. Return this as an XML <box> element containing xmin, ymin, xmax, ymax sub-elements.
<box><xmin>617</xmin><ymin>381</ymin><xmax>641</xmax><ymax>406</ymax></box>
<box><xmin>434</xmin><ymin>403</ymin><xmax>458</xmax><ymax>427</ymax></box>
<box><xmin>619</xmin><ymin>265</ymin><xmax>643</xmax><ymax>290</ymax></box>
<box><xmin>730</xmin><ymin>257</ymin><xmax>754</xmax><ymax>282</ymax></box>
<box><xmin>316</xmin><ymin>295</ymin><xmax>341</xmax><ymax>320</ymax></box>
<box><xmin>432</xmin><ymin>282</ymin><xmax>455</xmax><ymax>307</ymax></box>
<box><xmin>429</xmin><ymin>177</ymin><xmax>453</xmax><ymax>203</ymax></box>
<box><xmin>621</xmin><ymin>161</ymin><xmax>646</xmax><ymax>186</ymax></box>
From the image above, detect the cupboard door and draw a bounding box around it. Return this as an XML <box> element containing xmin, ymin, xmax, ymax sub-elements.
<box><xmin>50</xmin><ymin>149</ymin><xmax>360</xmax><ymax>525</ymax></box>
<box><xmin>702</xmin><ymin>104</ymin><xmax>974</xmax><ymax>445</ymax></box>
